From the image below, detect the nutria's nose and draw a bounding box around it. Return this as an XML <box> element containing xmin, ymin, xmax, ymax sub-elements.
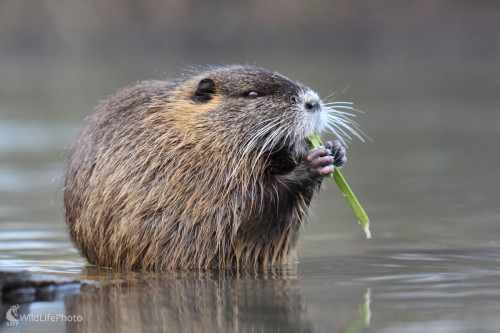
<box><xmin>304</xmin><ymin>98</ymin><xmax>321</xmax><ymax>112</ymax></box>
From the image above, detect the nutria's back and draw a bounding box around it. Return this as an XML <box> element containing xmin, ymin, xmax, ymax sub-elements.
<box><xmin>64</xmin><ymin>65</ymin><xmax>348</xmax><ymax>270</ymax></box>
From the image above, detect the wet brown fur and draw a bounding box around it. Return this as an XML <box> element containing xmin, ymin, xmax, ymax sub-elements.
<box><xmin>64</xmin><ymin>65</ymin><xmax>324</xmax><ymax>270</ymax></box>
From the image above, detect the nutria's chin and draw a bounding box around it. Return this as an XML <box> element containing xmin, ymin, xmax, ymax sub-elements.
<box><xmin>64</xmin><ymin>64</ymin><xmax>347</xmax><ymax>270</ymax></box>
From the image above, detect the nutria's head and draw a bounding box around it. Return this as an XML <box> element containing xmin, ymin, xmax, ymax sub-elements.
<box><xmin>190</xmin><ymin>65</ymin><xmax>326</xmax><ymax>138</ymax></box>
<box><xmin>65</xmin><ymin>64</ymin><xmax>361</xmax><ymax>270</ymax></box>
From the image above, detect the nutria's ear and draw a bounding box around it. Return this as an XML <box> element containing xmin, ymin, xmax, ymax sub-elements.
<box><xmin>193</xmin><ymin>78</ymin><xmax>216</xmax><ymax>103</ymax></box>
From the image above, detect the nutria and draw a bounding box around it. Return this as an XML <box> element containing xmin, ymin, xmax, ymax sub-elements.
<box><xmin>64</xmin><ymin>65</ymin><xmax>355</xmax><ymax>270</ymax></box>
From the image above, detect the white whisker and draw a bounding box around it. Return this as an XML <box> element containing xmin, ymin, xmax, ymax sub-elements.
<box><xmin>327</xmin><ymin>113</ymin><xmax>361</xmax><ymax>127</ymax></box>
<box><xmin>324</xmin><ymin>102</ymin><xmax>364</xmax><ymax>114</ymax></box>
<box><xmin>325</xmin><ymin>108</ymin><xmax>358</xmax><ymax>117</ymax></box>
<box><xmin>330</xmin><ymin>106</ymin><xmax>365</xmax><ymax>114</ymax></box>
<box><xmin>321</xmin><ymin>103</ymin><xmax>368</xmax><ymax>144</ymax></box>
<box><xmin>325</xmin><ymin>104</ymin><xmax>364</xmax><ymax>113</ymax></box>
<box><xmin>325</xmin><ymin>123</ymin><xmax>351</xmax><ymax>144</ymax></box>
<box><xmin>226</xmin><ymin>117</ymin><xmax>283</xmax><ymax>183</ymax></box>
<box><xmin>324</xmin><ymin>101</ymin><xmax>353</xmax><ymax>106</ymax></box>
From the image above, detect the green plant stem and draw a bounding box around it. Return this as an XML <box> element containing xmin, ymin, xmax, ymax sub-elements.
<box><xmin>308</xmin><ymin>134</ymin><xmax>371</xmax><ymax>239</ymax></box>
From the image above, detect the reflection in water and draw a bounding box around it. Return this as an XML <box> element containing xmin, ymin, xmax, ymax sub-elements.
<box><xmin>65</xmin><ymin>266</ymin><xmax>314</xmax><ymax>333</ymax></box>
<box><xmin>344</xmin><ymin>289</ymin><xmax>371</xmax><ymax>333</ymax></box>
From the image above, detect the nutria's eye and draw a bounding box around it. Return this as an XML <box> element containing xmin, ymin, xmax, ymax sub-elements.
<box><xmin>290</xmin><ymin>96</ymin><xmax>299</xmax><ymax>103</ymax></box>
<box><xmin>245</xmin><ymin>91</ymin><xmax>260</xmax><ymax>99</ymax></box>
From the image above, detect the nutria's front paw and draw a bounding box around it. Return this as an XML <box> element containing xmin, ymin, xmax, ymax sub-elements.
<box><xmin>325</xmin><ymin>140</ymin><xmax>347</xmax><ymax>168</ymax></box>
<box><xmin>306</xmin><ymin>147</ymin><xmax>334</xmax><ymax>177</ymax></box>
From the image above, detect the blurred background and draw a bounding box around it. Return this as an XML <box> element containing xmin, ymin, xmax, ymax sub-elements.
<box><xmin>1</xmin><ymin>1</ymin><xmax>500</xmax><ymax>332</ymax></box>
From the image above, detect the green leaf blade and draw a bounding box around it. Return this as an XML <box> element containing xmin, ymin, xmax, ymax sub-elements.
<box><xmin>307</xmin><ymin>134</ymin><xmax>371</xmax><ymax>239</ymax></box>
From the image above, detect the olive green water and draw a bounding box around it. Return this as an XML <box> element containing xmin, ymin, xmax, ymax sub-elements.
<box><xmin>1</xmin><ymin>2</ymin><xmax>500</xmax><ymax>332</ymax></box>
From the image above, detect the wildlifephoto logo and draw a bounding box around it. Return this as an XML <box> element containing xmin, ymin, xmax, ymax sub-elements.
<box><xmin>6</xmin><ymin>304</ymin><xmax>20</xmax><ymax>323</ymax></box>
<box><xmin>4</xmin><ymin>304</ymin><xmax>83</xmax><ymax>327</ymax></box>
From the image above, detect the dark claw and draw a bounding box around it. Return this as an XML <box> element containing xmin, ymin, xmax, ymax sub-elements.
<box><xmin>325</xmin><ymin>140</ymin><xmax>347</xmax><ymax>168</ymax></box>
